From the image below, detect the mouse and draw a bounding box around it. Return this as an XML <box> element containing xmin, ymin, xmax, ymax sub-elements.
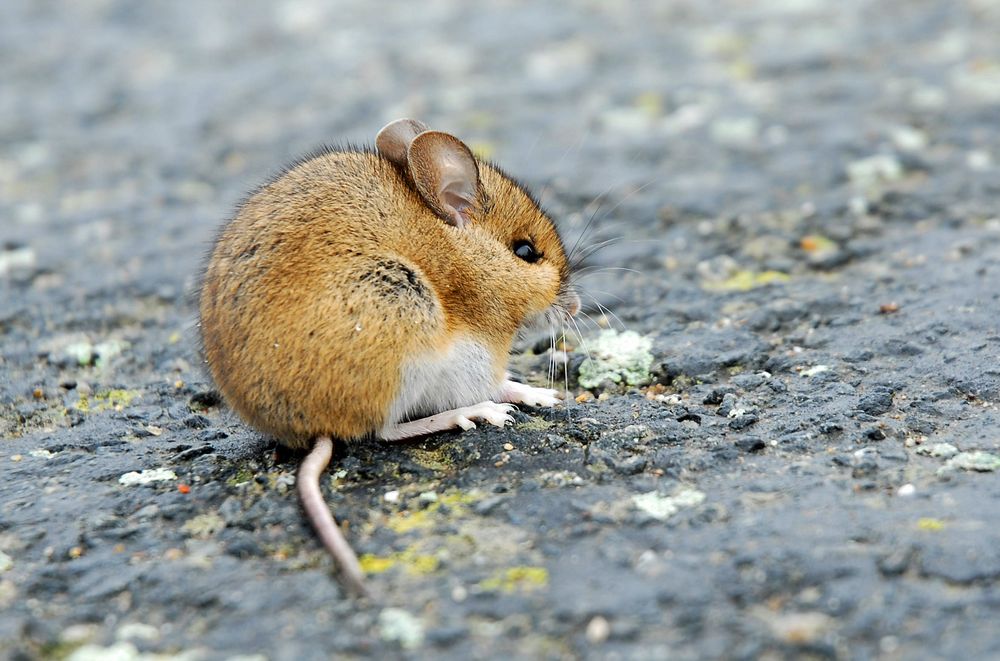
<box><xmin>198</xmin><ymin>118</ymin><xmax>581</xmax><ymax>596</ymax></box>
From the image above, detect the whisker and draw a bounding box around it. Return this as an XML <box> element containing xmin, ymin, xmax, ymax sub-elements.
<box><xmin>580</xmin><ymin>286</ymin><xmax>628</xmax><ymax>306</ymax></box>
<box><xmin>569</xmin><ymin>236</ymin><xmax>626</xmax><ymax>269</ymax></box>
<box><xmin>548</xmin><ymin>327</ymin><xmax>556</xmax><ymax>390</ymax></box>
<box><xmin>593</xmin><ymin>298</ymin><xmax>628</xmax><ymax>332</ymax></box>
<box><xmin>568</xmin><ymin>176</ymin><xmax>657</xmax><ymax>264</ymax></box>
<box><xmin>578</xmin><ymin>290</ymin><xmax>626</xmax><ymax>331</ymax></box>
<box><xmin>562</xmin><ymin>325</ymin><xmax>571</xmax><ymax>421</ymax></box>
<box><xmin>566</xmin><ymin>314</ymin><xmax>595</xmax><ymax>363</ymax></box>
<box><xmin>572</xmin><ymin>266</ymin><xmax>644</xmax><ymax>279</ymax></box>
<box><xmin>570</xmin><ymin>236</ymin><xmax>673</xmax><ymax>271</ymax></box>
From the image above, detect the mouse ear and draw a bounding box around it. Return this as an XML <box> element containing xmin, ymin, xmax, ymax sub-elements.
<box><xmin>407</xmin><ymin>131</ymin><xmax>481</xmax><ymax>229</ymax></box>
<box><xmin>375</xmin><ymin>118</ymin><xmax>430</xmax><ymax>168</ymax></box>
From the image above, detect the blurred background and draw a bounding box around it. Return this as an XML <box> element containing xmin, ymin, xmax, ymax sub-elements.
<box><xmin>4</xmin><ymin>2</ymin><xmax>1000</xmax><ymax>658</ymax></box>
<box><xmin>3</xmin><ymin>0</ymin><xmax>999</xmax><ymax>315</ymax></box>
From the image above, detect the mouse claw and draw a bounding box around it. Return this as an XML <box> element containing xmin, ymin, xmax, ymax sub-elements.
<box><xmin>481</xmin><ymin>402</ymin><xmax>516</xmax><ymax>429</ymax></box>
<box><xmin>454</xmin><ymin>401</ymin><xmax>514</xmax><ymax>429</ymax></box>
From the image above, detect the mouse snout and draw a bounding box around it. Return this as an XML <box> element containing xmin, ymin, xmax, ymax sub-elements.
<box><xmin>560</xmin><ymin>289</ymin><xmax>581</xmax><ymax>317</ymax></box>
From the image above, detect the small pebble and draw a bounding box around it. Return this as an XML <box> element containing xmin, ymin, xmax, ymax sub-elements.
<box><xmin>586</xmin><ymin>615</ymin><xmax>611</xmax><ymax>644</ymax></box>
<box><xmin>766</xmin><ymin>611</ymin><xmax>834</xmax><ymax>644</ymax></box>
<box><xmin>879</xmin><ymin>302</ymin><xmax>900</xmax><ymax>314</ymax></box>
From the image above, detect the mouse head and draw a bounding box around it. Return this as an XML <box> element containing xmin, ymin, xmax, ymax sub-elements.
<box><xmin>377</xmin><ymin>118</ymin><xmax>580</xmax><ymax>331</ymax></box>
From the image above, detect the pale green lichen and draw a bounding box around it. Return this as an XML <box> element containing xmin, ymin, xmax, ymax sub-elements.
<box><xmin>578</xmin><ymin>330</ymin><xmax>654</xmax><ymax>389</ymax></box>
<box><xmin>181</xmin><ymin>513</ymin><xmax>226</xmax><ymax>538</ymax></box>
<box><xmin>517</xmin><ymin>417</ymin><xmax>554</xmax><ymax>431</ymax></box>
<box><xmin>944</xmin><ymin>451</ymin><xmax>1000</xmax><ymax>472</ymax></box>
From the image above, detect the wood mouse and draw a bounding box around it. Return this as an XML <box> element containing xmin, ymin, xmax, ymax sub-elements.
<box><xmin>198</xmin><ymin>118</ymin><xmax>580</xmax><ymax>596</ymax></box>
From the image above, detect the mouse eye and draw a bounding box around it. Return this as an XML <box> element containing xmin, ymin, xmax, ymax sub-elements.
<box><xmin>513</xmin><ymin>240</ymin><xmax>542</xmax><ymax>263</ymax></box>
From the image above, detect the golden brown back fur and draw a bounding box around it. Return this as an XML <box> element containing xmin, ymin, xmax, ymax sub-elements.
<box><xmin>199</xmin><ymin>148</ymin><xmax>568</xmax><ymax>447</ymax></box>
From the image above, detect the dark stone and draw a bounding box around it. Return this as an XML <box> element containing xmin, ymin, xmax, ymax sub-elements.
<box><xmin>189</xmin><ymin>390</ymin><xmax>223</xmax><ymax>409</ymax></box>
<box><xmin>865</xmin><ymin>427</ymin><xmax>887</xmax><ymax>441</ymax></box>
<box><xmin>728</xmin><ymin>414</ymin><xmax>759</xmax><ymax>430</ymax></box>
<box><xmin>173</xmin><ymin>445</ymin><xmax>215</xmax><ymax>461</ymax></box>
<box><xmin>183</xmin><ymin>414</ymin><xmax>211</xmax><ymax>429</ymax></box>
<box><xmin>858</xmin><ymin>389</ymin><xmax>894</xmax><ymax>416</ymax></box>
<box><xmin>734</xmin><ymin>437</ymin><xmax>765</xmax><ymax>452</ymax></box>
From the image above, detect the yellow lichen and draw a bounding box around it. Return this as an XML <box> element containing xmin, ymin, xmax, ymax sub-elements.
<box><xmin>702</xmin><ymin>270</ymin><xmax>790</xmax><ymax>292</ymax></box>
<box><xmin>360</xmin><ymin>549</ymin><xmax>440</xmax><ymax>576</ymax></box>
<box><xmin>917</xmin><ymin>517</ymin><xmax>945</xmax><ymax>531</ymax></box>
<box><xmin>73</xmin><ymin>389</ymin><xmax>140</xmax><ymax>414</ymax></box>
<box><xmin>634</xmin><ymin>91</ymin><xmax>663</xmax><ymax>117</ymax></box>
<box><xmin>407</xmin><ymin>448</ymin><xmax>454</xmax><ymax>472</ymax></box>
<box><xmin>385</xmin><ymin>490</ymin><xmax>479</xmax><ymax>534</ymax></box>
<box><xmin>479</xmin><ymin>566</ymin><xmax>549</xmax><ymax>593</ymax></box>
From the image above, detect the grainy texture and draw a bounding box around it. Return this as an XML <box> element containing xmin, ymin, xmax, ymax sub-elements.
<box><xmin>2</xmin><ymin>0</ymin><xmax>1000</xmax><ymax>659</ymax></box>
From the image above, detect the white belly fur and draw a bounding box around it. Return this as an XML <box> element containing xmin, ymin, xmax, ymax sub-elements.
<box><xmin>383</xmin><ymin>339</ymin><xmax>501</xmax><ymax>429</ymax></box>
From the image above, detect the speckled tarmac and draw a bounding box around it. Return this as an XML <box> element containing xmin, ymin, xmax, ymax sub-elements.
<box><xmin>2</xmin><ymin>1</ymin><xmax>1000</xmax><ymax>659</ymax></box>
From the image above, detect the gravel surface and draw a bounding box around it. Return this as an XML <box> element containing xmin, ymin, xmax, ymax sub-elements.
<box><xmin>3</xmin><ymin>0</ymin><xmax>1000</xmax><ymax>659</ymax></box>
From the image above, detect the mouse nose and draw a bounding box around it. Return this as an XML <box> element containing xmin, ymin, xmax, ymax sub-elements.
<box><xmin>564</xmin><ymin>291</ymin><xmax>581</xmax><ymax>317</ymax></box>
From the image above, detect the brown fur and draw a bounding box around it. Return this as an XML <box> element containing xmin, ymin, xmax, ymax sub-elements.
<box><xmin>199</xmin><ymin>146</ymin><xmax>570</xmax><ymax>448</ymax></box>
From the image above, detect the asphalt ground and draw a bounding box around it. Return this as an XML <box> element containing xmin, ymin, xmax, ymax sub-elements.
<box><xmin>2</xmin><ymin>1</ymin><xmax>1000</xmax><ymax>659</ymax></box>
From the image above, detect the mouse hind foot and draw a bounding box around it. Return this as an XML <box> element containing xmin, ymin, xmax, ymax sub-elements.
<box><xmin>379</xmin><ymin>401</ymin><xmax>515</xmax><ymax>441</ymax></box>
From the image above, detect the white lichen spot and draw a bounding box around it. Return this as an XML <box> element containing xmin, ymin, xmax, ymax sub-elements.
<box><xmin>632</xmin><ymin>487</ymin><xmax>706</xmax><ymax>521</ymax></box>
<box><xmin>0</xmin><ymin>245</ymin><xmax>36</xmax><ymax>275</ymax></box>
<box><xmin>118</xmin><ymin>468</ymin><xmax>177</xmax><ymax>486</ymax></box>
<box><xmin>67</xmin><ymin>641</ymin><xmax>202</xmax><ymax>661</ymax></box>
<box><xmin>379</xmin><ymin>607</ymin><xmax>425</xmax><ymax>649</ymax></box>
<box><xmin>115</xmin><ymin>622</ymin><xmax>161</xmax><ymax>643</ymax></box>
<box><xmin>578</xmin><ymin>329</ymin><xmax>654</xmax><ymax>389</ymax></box>
<box><xmin>916</xmin><ymin>442</ymin><xmax>958</xmax><ymax>459</ymax></box>
<box><xmin>846</xmin><ymin>154</ymin><xmax>904</xmax><ymax>188</ymax></box>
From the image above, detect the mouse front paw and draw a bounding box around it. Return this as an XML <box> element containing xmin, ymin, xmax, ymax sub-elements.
<box><xmin>500</xmin><ymin>380</ymin><xmax>562</xmax><ymax>408</ymax></box>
